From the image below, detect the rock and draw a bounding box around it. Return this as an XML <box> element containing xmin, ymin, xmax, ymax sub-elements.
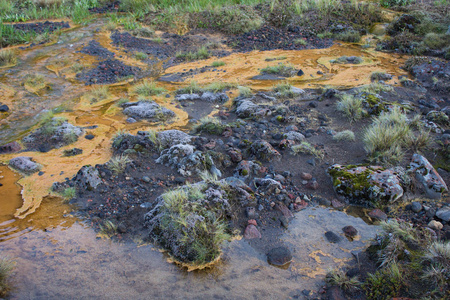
<box><xmin>249</xmin><ymin>140</ymin><xmax>281</xmax><ymax>161</ymax></box>
<box><xmin>284</xmin><ymin>131</ymin><xmax>305</xmax><ymax>142</ymax></box>
<box><xmin>428</xmin><ymin>220</ymin><xmax>443</xmax><ymax>231</ymax></box>
<box><xmin>156</xmin><ymin>144</ymin><xmax>220</xmax><ymax>177</ymax></box>
<box><xmin>246</xmin><ymin>207</ymin><xmax>257</xmax><ymax>219</ymax></box>
<box><xmin>227</xmin><ymin>148</ymin><xmax>243</xmax><ymax>163</ymax></box>
<box><xmin>306</xmin><ymin>179</ymin><xmax>319</xmax><ymax>190</ymax></box>
<box><xmin>297</xmin><ymin>69</ymin><xmax>304</xmax><ymax>76</ymax></box>
<box><xmin>267</xmin><ymin>246</ymin><xmax>292</xmax><ymax>266</ymax></box>
<box><xmin>411</xmin><ymin>201</ymin><xmax>423</xmax><ymax>213</ymax></box>
<box><xmin>122</xmin><ymin>101</ymin><xmax>175</xmax><ymax>121</ymax></box>
<box><xmin>142</xmin><ymin>176</ymin><xmax>151</xmax><ymax>183</ymax></box>
<box><xmin>387</xmin><ymin>14</ymin><xmax>420</xmax><ymax>35</ymax></box>
<box><xmin>436</xmin><ymin>207</ymin><xmax>450</xmax><ymax>222</ymax></box>
<box><xmin>126</xmin><ymin>117</ymin><xmax>137</xmax><ymax>123</ymax></box>
<box><xmin>200</xmin><ymin>92</ymin><xmax>229</xmax><ymax>103</ymax></box>
<box><xmin>0</xmin><ymin>104</ymin><xmax>9</xmax><ymax>112</ymax></box>
<box><xmin>157</xmin><ymin>130</ymin><xmax>192</xmax><ymax>148</ymax></box>
<box><xmin>74</xmin><ymin>165</ymin><xmax>102</xmax><ymax>191</ymax></box>
<box><xmin>409</xmin><ymin>154</ymin><xmax>448</xmax><ymax>199</ymax></box>
<box><xmin>9</xmin><ymin>157</ymin><xmax>41</xmax><ymax>174</ymax></box>
<box><xmin>291</xmin><ymin>87</ymin><xmax>305</xmax><ymax>95</ymax></box>
<box><xmin>280</xmin><ymin>216</ymin><xmax>289</xmax><ymax>229</ymax></box>
<box><xmin>368</xmin><ymin>208</ymin><xmax>387</xmax><ymax>221</ymax></box>
<box><xmin>63</xmin><ymin>148</ymin><xmax>83</xmax><ymax>157</ymax></box>
<box><xmin>300</xmin><ymin>172</ymin><xmax>312</xmax><ymax>180</ymax></box>
<box><xmin>325</xmin><ymin>231</ymin><xmax>342</xmax><ymax>243</ymax></box>
<box><xmin>327</xmin><ymin>164</ymin><xmax>403</xmax><ymax>206</ymax></box>
<box><xmin>85</xmin><ymin>134</ymin><xmax>95</xmax><ymax>140</ymax></box>
<box><xmin>0</xmin><ymin>141</ymin><xmax>21</xmax><ymax>154</ymax></box>
<box><xmin>331</xmin><ymin>199</ymin><xmax>345</xmax><ymax>209</ymax></box>
<box><xmin>234</xmin><ymin>160</ymin><xmax>262</xmax><ymax>178</ymax></box>
<box><xmin>255</xmin><ymin>178</ymin><xmax>283</xmax><ymax>194</ymax></box>
<box><xmin>326</xmin><ymin>286</ymin><xmax>346</xmax><ymax>300</ymax></box>
<box><xmin>275</xmin><ymin>202</ymin><xmax>294</xmax><ymax>218</ymax></box>
<box><xmin>244</xmin><ymin>224</ymin><xmax>261</xmax><ymax>239</ymax></box>
<box><xmin>342</xmin><ymin>226</ymin><xmax>358</xmax><ymax>238</ymax></box>
<box><xmin>176</xmin><ymin>93</ymin><xmax>201</xmax><ymax>101</ymax></box>
<box><xmin>235</xmin><ymin>99</ymin><xmax>260</xmax><ymax>118</ymax></box>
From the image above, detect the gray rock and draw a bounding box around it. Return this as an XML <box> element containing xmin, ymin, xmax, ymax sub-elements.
<box><xmin>409</xmin><ymin>154</ymin><xmax>448</xmax><ymax>199</ymax></box>
<box><xmin>157</xmin><ymin>130</ymin><xmax>192</xmax><ymax>148</ymax></box>
<box><xmin>126</xmin><ymin>117</ymin><xmax>137</xmax><ymax>123</ymax></box>
<box><xmin>142</xmin><ymin>176</ymin><xmax>151</xmax><ymax>183</ymax></box>
<box><xmin>175</xmin><ymin>93</ymin><xmax>201</xmax><ymax>101</ymax></box>
<box><xmin>436</xmin><ymin>207</ymin><xmax>450</xmax><ymax>222</ymax></box>
<box><xmin>284</xmin><ymin>131</ymin><xmax>305</xmax><ymax>142</ymax></box>
<box><xmin>267</xmin><ymin>246</ymin><xmax>292</xmax><ymax>266</ymax></box>
<box><xmin>200</xmin><ymin>92</ymin><xmax>229</xmax><ymax>103</ymax></box>
<box><xmin>236</xmin><ymin>100</ymin><xmax>260</xmax><ymax>118</ymax></box>
<box><xmin>411</xmin><ymin>201</ymin><xmax>423</xmax><ymax>213</ymax></box>
<box><xmin>291</xmin><ymin>87</ymin><xmax>305</xmax><ymax>95</ymax></box>
<box><xmin>123</xmin><ymin>101</ymin><xmax>175</xmax><ymax>121</ymax></box>
<box><xmin>74</xmin><ymin>165</ymin><xmax>101</xmax><ymax>191</ymax></box>
<box><xmin>9</xmin><ymin>157</ymin><xmax>41</xmax><ymax>174</ymax></box>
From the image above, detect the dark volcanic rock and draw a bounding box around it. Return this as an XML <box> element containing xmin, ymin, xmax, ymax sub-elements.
<box><xmin>267</xmin><ymin>246</ymin><xmax>292</xmax><ymax>266</ymax></box>
<box><xmin>77</xmin><ymin>59</ymin><xmax>140</xmax><ymax>85</ymax></box>
<box><xmin>0</xmin><ymin>104</ymin><xmax>9</xmax><ymax>112</ymax></box>
<box><xmin>325</xmin><ymin>231</ymin><xmax>342</xmax><ymax>243</ymax></box>
<box><xmin>342</xmin><ymin>226</ymin><xmax>358</xmax><ymax>238</ymax></box>
<box><xmin>79</xmin><ymin>40</ymin><xmax>115</xmax><ymax>58</ymax></box>
<box><xmin>0</xmin><ymin>141</ymin><xmax>21</xmax><ymax>154</ymax></box>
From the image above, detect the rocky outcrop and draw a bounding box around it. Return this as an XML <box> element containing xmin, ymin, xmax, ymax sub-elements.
<box><xmin>176</xmin><ymin>91</ymin><xmax>228</xmax><ymax>103</ymax></box>
<box><xmin>74</xmin><ymin>165</ymin><xmax>102</xmax><ymax>191</ymax></box>
<box><xmin>327</xmin><ymin>164</ymin><xmax>404</xmax><ymax>206</ymax></box>
<box><xmin>157</xmin><ymin>130</ymin><xmax>193</xmax><ymax>148</ymax></box>
<box><xmin>408</xmin><ymin>154</ymin><xmax>448</xmax><ymax>199</ymax></box>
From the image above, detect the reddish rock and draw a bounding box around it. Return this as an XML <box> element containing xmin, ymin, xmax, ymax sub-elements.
<box><xmin>331</xmin><ymin>199</ymin><xmax>345</xmax><ymax>209</ymax></box>
<box><xmin>0</xmin><ymin>141</ymin><xmax>21</xmax><ymax>154</ymax></box>
<box><xmin>326</xmin><ymin>286</ymin><xmax>346</xmax><ymax>300</ymax></box>
<box><xmin>368</xmin><ymin>208</ymin><xmax>387</xmax><ymax>221</ymax></box>
<box><xmin>294</xmin><ymin>199</ymin><xmax>308</xmax><ymax>211</ymax></box>
<box><xmin>203</xmin><ymin>140</ymin><xmax>216</xmax><ymax>150</ymax></box>
<box><xmin>306</xmin><ymin>179</ymin><xmax>319</xmax><ymax>190</ymax></box>
<box><xmin>300</xmin><ymin>172</ymin><xmax>312</xmax><ymax>180</ymax></box>
<box><xmin>248</xmin><ymin>219</ymin><xmax>257</xmax><ymax>226</ymax></box>
<box><xmin>244</xmin><ymin>224</ymin><xmax>261</xmax><ymax>239</ymax></box>
<box><xmin>227</xmin><ymin>148</ymin><xmax>243</xmax><ymax>163</ymax></box>
<box><xmin>278</xmin><ymin>139</ymin><xmax>293</xmax><ymax>150</ymax></box>
<box><xmin>222</xmin><ymin>127</ymin><xmax>232</xmax><ymax>138</ymax></box>
<box><xmin>409</xmin><ymin>154</ymin><xmax>448</xmax><ymax>199</ymax></box>
<box><xmin>342</xmin><ymin>225</ymin><xmax>358</xmax><ymax>238</ymax></box>
<box><xmin>275</xmin><ymin>202</ymin><xmax>294</xmax><ymax>218</ymax></box>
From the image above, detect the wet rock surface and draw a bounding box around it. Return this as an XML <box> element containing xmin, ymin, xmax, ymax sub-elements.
<box><xmin>122</xmin><ymin>101</ymin><xmax>175</xmax><ymax>122</ymax></box>
<box><xmin>76</xmin><ymin>58</ymin><xmax>140</xmax><ymax>85</ymax></box>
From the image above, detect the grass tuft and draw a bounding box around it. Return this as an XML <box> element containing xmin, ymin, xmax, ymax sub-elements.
<box><xmin>176</xmin><ymin>46</ymin><xmax>210</xmax><ymax>61</ymax></box>
<box><xmin>291</xmin><ymin>142</ymin><xmax>324</xmax><ymax>159</ymax></box>
<box><xmin>211</xmin><ymin>60</ymin><xmax>226</xmax><ymax>67</ymax></box>
<box><xmin>132</xmin><ymin>79</ymin><xmax>166</xmax><ymax>96</ymax></box>
<box><xmin>84</xmin><ymin>85</ymin><xmax>109</xmax><ymax>103</ymax></box>
<box><xmin>0</xmin><ymin>255</ymin><xmax>15</xmax><ymax>298</ymax></box>
<box><xmin>326</xmin><ymin>269</ymin><xmax>361</xmax><ymax>292</ymax></box>
<box><xmin>261</xmin><ymin>63</ymin><xmax>297</xmax><ymax>77</ymax></box>
<box><xmin>333</xmin><ymin>130</ymin><xmax>356</xmax><ymax>142</ymax></box>
<box><xmin>108</xmin><ymin>155</ymin><xmax>131</xmax><ymax>174</ymax></box>
<box><xmin>336</xmin><ymin>94</ymin><xmax>365</xmax><ymax>122</ymax></box>
<box><xmin>0</xmin><ymin>49</ymin><xmax>17</xmax><ymax>67</ymax></box>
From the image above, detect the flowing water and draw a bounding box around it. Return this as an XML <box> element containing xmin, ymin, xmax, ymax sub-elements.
<box><xmin>0</xmin><ymin>17</ymin><xmax>410</xmax><ymax>298</ymax></box>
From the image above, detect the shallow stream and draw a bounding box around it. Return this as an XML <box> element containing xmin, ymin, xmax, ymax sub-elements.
<box><xmin>0</xmin><ymin>18</ymin><xmax>410</xmax><ymax>298</ymax></box>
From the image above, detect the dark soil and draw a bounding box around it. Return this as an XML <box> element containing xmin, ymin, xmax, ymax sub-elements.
<box><xmin>226</xmin><ymin>24</ymin><xmax>333</xmax><ymax>52</ymax></box>
<box><xmin>79</xmin><ymin>40</ymin><xmax>115</xmax><ymax>58</ymax></box>
<box><xmin>76</xmin><ymin>58</ymin><xmax>140</xmax><ymax>85</ymax></box>
<box><xmin>10</xmin><ymin>21</ymin><xmax>70</xmax><ymax>34</ymax></box>
<box><xmin>89</xmin><ymin>1</ymin><xmax>120</xmax><ymax>13</ymax></box>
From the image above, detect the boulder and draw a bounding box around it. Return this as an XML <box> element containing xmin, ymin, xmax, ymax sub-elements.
<box><xmin>436</xmin><ymin>206</ymin><xmax>450</xmax><ymax>222</ymax></box>
<box><xmin>249</xmin><ymin>140</ymin><xmax>281</xmax><ymax>161</ymax></box>
<box><xmin>409</xmin><ymin>154</ymin><xmax>448</xmax><ymax>199</ymax></box>
<box><xmin>244</xmin><ymin>224</ymin><xmax>261</xmax><ymax>239</ymax></box>
<box><xmin>428</xmin><ymin>220</ymin><xmax>443</xmax><ymax>230</ymax></box>
<box><xmin>284</xmin><ymin>131</ymin><xmax>305</xmax><ymax>142</ymax></box>
<box><xmin>368</xmin><ymin>208</ymin><xmax>387</xmax><ymax>221</ymax></box>
<box><xmin>9</xmin><ymin>157</ymin><xmax>40</xmax><ymax>174</ymax></box>
<box><xmin>122</xmin><ymin>101</ymin><xmax>175</xmax><ymax>121</ymax></box>
<box><xmin>74</xmin><ymin>165</ymin><xmax>102</xmax><ymax>191</ymax></box>
<box><xmin>327</xmin><ymin>164</ymin><xmax>403</xmax><ymax>206</ymax></box>
<box><xmin>0</xmin><ymin>141</ymin><xmax>21</xmax><ymax>154</ymax></box>
<box><xmin>267</xmin><ymin>246</ymin><xmax>292</xmax><ymax>266</ymax></box>
<box><xmin>157</xmin><ymin>130</ymin><xmax>192</xmax><ymax>148</ymax></box>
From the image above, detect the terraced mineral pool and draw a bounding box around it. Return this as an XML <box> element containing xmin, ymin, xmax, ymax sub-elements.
<box><xmin>0</xmin><ymin>17</ymin><xmax>405</xmax><ymax>298</ymax></box>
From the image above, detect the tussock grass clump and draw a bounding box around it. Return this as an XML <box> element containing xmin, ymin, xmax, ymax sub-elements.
<box><xmin>0</xmin><ymin>255</ymin><xmax>15</xmax><ymax>298</ymax></box>
<box><xmin>146</xmin><ymin>179</ymin><xmax>234</xmax><ymax>267</ymax></box>
<box><xmin>0</xmin><ymin>49</ymin><xmax>17</xmax><ymax>67</ymax></box>
<box><xmin>208</xmin><ymin>6</ymin><xmax>263</xmax><ymax>34</ymax></box>
<box><xmin>176</xmin><ymin>81</ymin><xmax>203</xmax><ymax>95</ymax></box>
<box><xmin>336</xmin><ymin>94</ymin><xmax>365</xmax><ymax>122</ymax></box>
<box><xmin>176</xmin><ymin>46</ymin><xmax>210</xmax><ymax>61</ymax></box>
<box><xmin>238</xmin><ymin>86</ymin><xmax>252</xmax><ymax>98</ymax></box>
<box><xmin>134</xmin><ymin>51</ymin><xmax>148</xmax><ymax>60</ymax></box>
<box><xmin>358</xmin><ymin>82</ymin><xmax>394</xmax><ymax>94</ymax></box>
<box><xmin>261</xmin><ymin>63</ymin><xmax>297</xmax><ymax>77</ymax></box>
<box><xmin>193</xmin><ymin>117</ymin><xmax>226</xmax><ymax>135</ymax></box>
<box><xmin>204</xmin><ymin>81</ymin><xmax>237</xmax><ymax>93</ymax></box>
<box><xmin>334</xmin><ymin>31</ymin><xmax>361</xmax><ymax>43</ymax></box>
<box><xmin>108</xmin><ymin>155</ymin><xmax>131</xmax><ymax>174</ymax></box>
<box><xmin>132</xmin><ymin>80</ymin><xmax>165</xmax><ymax>96</ymax></box>
<box><xmin>370</xmin><ymin>71</ymin><xmax>393</xmax><ymax>82</ymax></box>
<box><xmin>59</xmin><ymin>186</ymin><xmax>76</xmax><ymax>201</ymax></box>
<box><xmin>273</xmin><ymin>82</ymin><xmax>294</xmax><ymax>98</ymax></box>
<box><xmin>98</xmin><ymin>220</ymin><xmax>118</xmax><ymax>238</ymax></box>
<box><xmin>363</xmin><ymin>107</ymin><xmax>411</xmax><ymax>165</ymax></box>
<box><xmin>330</xmin><ymin>56</ymin><xmax>363</xmax><ymax>64</ymax></box>
<box><xmin>84</xmin><ymin>85</ymin><xmax>109</xmax><ymax>103</ymax></box>
<box><xmin>24</xmin><ymin>73</ymin><xmax>46</xmax><ymax>89</ymax></box>
<box><xmin>333</xmin><ymin>130</ymin><xmax>355</xmax><ymax>142</ymax></box>
<box><xmin>291</xmin><ymin>142</ymin><xmax>324</xmax><ymax>159</ymax></box>
<box><xmin>326</xmin><ymin>269</ymin><xmax>361</xmax><ymax>292</ymax></box>
<box><xmin>211</xmin><ymin>60</ymin><xmax>225</xmax><ymax>67</ymax></box>
<box><xmin>265</xmin><ymin>56</ymin><xmax>287</xmax><ymax>62</ymax></box>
